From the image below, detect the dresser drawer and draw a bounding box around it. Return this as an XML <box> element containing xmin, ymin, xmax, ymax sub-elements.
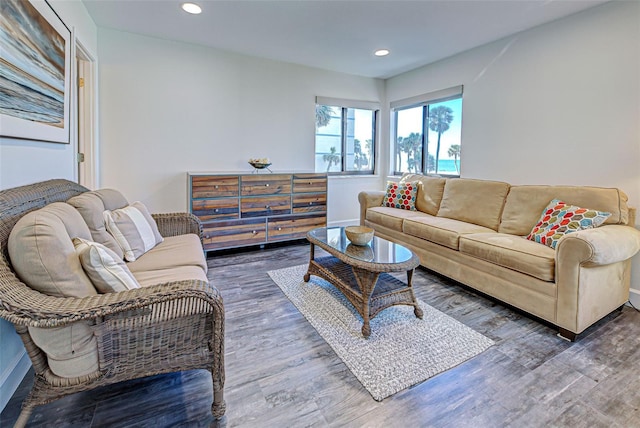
<box><xmin>241</xmin><ymin>195</ymin><xmax>291</xmax><ymax>218</ymax></box>
<box><xmin>191</xmin><ymin>175</ymin><xmax>239</xmax><ymax>198</ymax></box>
<box><xmin>191</xmin><ymin>198</ymin><xmax>239</xmax><ymax>221</ymax></box>
<box><xmin>293</xmin><ymin>174</ymin><xmax>327</xmax><ymax>193</ymax></box>
<box><xmin>268</xmin><ymin>214</ymin><xmax>327</xmax><ymax>241</ymax></box>
<box><xmin>292</xmin><ymin>192</ymin><xmax>326</xmax><ymax>213</ymax></box>
<box><xmin>202</xmin><ymin>218</ymin><xmax>266</xmax><ymax>250</ymax></box>
<box><xmin>241</xmin><ymin>174</ymin><xmax>292</xmax><ymax>196</ymax></box>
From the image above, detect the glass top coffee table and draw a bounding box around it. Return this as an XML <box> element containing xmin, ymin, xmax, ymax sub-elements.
<box><xmin>304</xmin><ymin>226</ymin><xmax>422</xmax><ymax>338</ymax></box>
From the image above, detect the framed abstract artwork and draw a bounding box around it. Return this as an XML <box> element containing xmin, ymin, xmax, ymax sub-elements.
<box><xmin>0</xmin><ymin>0</ymin><xmax>71</xmax><ymax>144</ymax></box>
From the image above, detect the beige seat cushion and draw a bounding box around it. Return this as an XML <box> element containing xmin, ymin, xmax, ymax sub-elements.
<box><xmin>127</xmin><ymin>234</ymin><xmax>207</xmax><ymax>274</ymax></box>
<box><xmin>67</xmin><ymin>189</ymin><xmax>129</xmax><ymax>258</ymax></box>
<box><xmin>8</xmin><ymin>202</ymin><xmax>100</xmax><ymax>379</ymax></box>
<box><xmin>29</xmin><ymin>323</ymin><xmax>98</xmax><ymax>378</ymax></box>
<box><xmin>365</xmin><ymin>206</ymin><xmax>424</xmax><ymax>232</ymax></box>
<box><xmin>400</xmin><ymin>173</ymin><xmax>447</xmax><ymax>215</ymax></box>
<box><xmin>8</xmin><ymin>202</ymin><xmax>97</xmax><ymax>298</ymax></box>
<box><xmin>133</xmin><ymin>265</ymin><xmax>208</xmax><ymax>287</ymax></box>
<box><xmin>459</xmin><ymin>233</ymin><xmax>556</xmax><ymax>282</ymax></box>
<box><xmin>499</xmin><ymin>185</ymin><xmax>630</xmax><ymax>236</ymax></box>
<box><xmin>437</xmin><ymin>178</ymin><xmax>510</xmax><ymax>230</ymax></box>
<box><xmin>403</xmin><ymin>215</ymin><xmax>496</xmax><ymax>250</ymax></box>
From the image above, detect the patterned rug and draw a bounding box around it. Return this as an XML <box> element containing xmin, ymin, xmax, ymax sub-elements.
<box><xmin>267</xmin><ymin>264</ymin><xmax>494</xmax><ymax>401</ymax></box>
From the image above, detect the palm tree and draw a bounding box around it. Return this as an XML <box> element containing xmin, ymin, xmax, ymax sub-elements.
<box><xmin>316</xmin><ymin>105</ymin><xmax>333</xmax><ymax>129</ymax></box>
<box><xmin>395</xmin><ymin>136</ymin><xmax>404</xmax><ymax>172</ymax></box>
<box><xmin>401</xmin><ymin>132</ymin><xmax>422</xmax><ymax>173</ymax></box>
<box><xmin>323</xmin><ymin>146</ymin><xmax>341</xmax><ymax>172</ymax></box>
<box><xmin>353</xmin><ymin>139</ymin><xmax>368</xmax><ymax>170</ymax></box>
<box><xmin>428</xmin><ymin>106</ymin><xmax>454</xmax><ymax>173</ymax></box>
<box><xmin>447</xmin><ymin>144</ymin><xmax>461</xmax><ymax>173</ymax></box>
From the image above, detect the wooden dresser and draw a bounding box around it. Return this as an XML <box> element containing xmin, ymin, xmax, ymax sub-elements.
<box><xmin>188</xmin><ymin>172</ymin><xmax>327</xmax><ymax>251</ymax></box>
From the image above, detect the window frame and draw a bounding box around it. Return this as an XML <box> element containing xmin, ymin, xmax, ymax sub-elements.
<box><xmin>390</xmin><ymin>86</ymin><xmax>463</xmax><ymax>177</ymax></box>
<box><xmin>315</xmin><ymin>97</ymin><xmax>379</xmax><ymax>176</ymax></box>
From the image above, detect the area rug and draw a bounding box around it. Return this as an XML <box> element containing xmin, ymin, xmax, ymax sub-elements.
<box><xmin>267</xmin><ymin>264</ymin><xmax>494</xmax><ymax>401</ymax></box>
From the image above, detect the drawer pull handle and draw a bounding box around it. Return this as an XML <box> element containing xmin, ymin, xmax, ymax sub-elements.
<box><xmin>277</xmin><ymin>227</ymin><xmax>282</xmax><ymax>231</ymax></box>
<box><xmin>265</xmin><ymin>205</ymin><xmax>270</xmax><ymax>209</ymax></box>
<box><xmin>309</xmin><ymin>202</ymin><xmax>313</xmax><ymax>205</ymax></box>
<box><xmin>265</xmin><ymin>183</ymin><xmax>270</xmax><ymax>187</ymax></box>
<box><xmin>309</xmin><ymin>181</ymin><xmax>313</xmax><ymax>185</ymax></box>
<box><xmin>252</xmin><ymin>230</ymin><xmax>258</xmax><ymax>235</ymax></box>
<box><xmin>214</xmin><ymin>185</ymin><xmax>219</xmax><ymax>189</ymax></box>
<box><xmin>214</xmin><ymin>209</ymin><xmax>219</xmax><ymax>213</ymax></box>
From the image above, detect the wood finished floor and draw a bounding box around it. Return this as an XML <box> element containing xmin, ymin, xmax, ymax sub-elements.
<box><xmin>3</xmin><ymin>242</ymin><xmax>640</xmax><ymax>427</ymax></box>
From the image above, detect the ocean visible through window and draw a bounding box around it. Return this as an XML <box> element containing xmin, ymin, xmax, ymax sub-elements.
<box><xmin>392</xmin><ymin>89</ymin><xmax>462</xmax><ymax>177</ymax></box>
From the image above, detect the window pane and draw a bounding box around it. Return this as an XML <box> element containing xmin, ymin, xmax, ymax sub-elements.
<box><xmin>427</xmin><ymin>98</ymin><xmax>462</xmax><ymax>175</ymax></box>
<box><xmin>394</xmin><ymin>107</ymin><xmax>423</xmax><ymax>174</ymax></box>
<box><xmin>315</xmin><ymin>103</ymin><xmax>377</xmax><ymax>174</ymax></box>
<box><xmin>315</xmin><ymin>105</ymin><xmax>343</xmax><ymax>173</ymax></box>
<box><xmin>345</xmin><ymin>108</ymin><xmax>374</xmax><ymax>172</ymax></box>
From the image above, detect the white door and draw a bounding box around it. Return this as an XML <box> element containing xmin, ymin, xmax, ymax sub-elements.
<box><xmin>76</xmin><ymin>42</ymin><xmax>97</xmax><ymax>189</ymax></box>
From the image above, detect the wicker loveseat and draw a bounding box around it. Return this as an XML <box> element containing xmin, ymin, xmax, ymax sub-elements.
<box><xmin>0</xmin><ymin>179</ymin><xmax>225</xmax><ymax>426</ymax></box>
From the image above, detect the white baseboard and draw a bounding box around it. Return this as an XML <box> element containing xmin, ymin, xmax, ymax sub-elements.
<box><xmin>0</xmin><ymin>350</ymin><xmax>31</xmax><ymax>413</ymax></box>
<box><xmin>629</xmin><ymin>288</ymin><xmax>640</xmax><ymax>308</ymax></box>
<box><xmin>328</xmin><ymin>219</ymin><xmax>360</xmax><ymax>227</ymax></box>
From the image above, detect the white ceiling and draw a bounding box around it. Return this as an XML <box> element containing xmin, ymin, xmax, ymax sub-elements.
<box><xmin>82</xmin><ymin>0</ymin><xmax>609</xmax><ymax>79</ymax></box>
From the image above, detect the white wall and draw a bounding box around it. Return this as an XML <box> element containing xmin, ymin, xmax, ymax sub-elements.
<box><xmin>386</xmin><ymin>1</ymin><xmax>640</xmax><ymax>304</ymax></box>
<box><xmin>0</xmin><ymin>0</ymin><xmax>98</xmax><ymax>412</ymax></box>
<box><xmin>97</xmin><ymin>28</ymin><xmax>383</xmax><ymax>224</ymax></box>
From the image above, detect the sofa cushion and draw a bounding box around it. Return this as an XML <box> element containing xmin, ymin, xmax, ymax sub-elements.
<box><xmin>104</xmin><ymin>201</ymin><xmax>164</xmax><ymax>262</ymax></box>
<box><xmin>403</xmin><ymin>214</ymin><xmax>496</xmax><ymax>250</ymax></box>
<box><xmin>437</xmin><ymin>178</ymin><xmax>510</xmax><ymax>230</ymax></box>
<box><xmin>73</xmin><ymin>238</ymin><xmax>140</xmax><ymax>293</ymax></box>
<box><xmin>133</xmin><ymin>265</ymin><xmax>208</xmax><ymax>287</ymax></box>
<box><xmin>499</xmin><ymin>185</ymin><xmax>629</xmax><ymax>236</ymax></box>
<box><xmin>29</xmin><ymin>322</ymin><xmax>99</xmax><ymax>378</ymax></box>
<box><xmin>526</xmin><ymin>199</ymin><xmax>611</xmax><ymax>249</ymax></box>
<box><xmin>67</xmin><ymin>189</ymin><xmax>129</xmax><ymax>258</ymax></box>
<box><xmin>365</xmin><ymin>206</ymin><xmax>424</xmax><ymax>232</ymax></box>
<box><xmin>127</xmin><ymin>234</ymin><xmax>207</xmax><ymax>274</ymax></box>
<box><xmin>8</xmin><ymin>202</ymin><xmax>97</xmax><ymax>298</ymax></box>
<box><xmin>459</xmin><ymin>233</ymin><xmax>556</xmax><ymax>282</ymax></box>
<box><xmin>382</xmin><ymin>181</ymin><xmax>418</xmax><ymax>211</ymax></box>
<box><xmin>400</xmin><ymin>173</ymin><xmax>447</xmax><ymax>216</ymax></box>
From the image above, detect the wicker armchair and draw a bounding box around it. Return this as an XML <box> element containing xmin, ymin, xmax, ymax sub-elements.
<box><xmin>0</xmin><ymin>179</ymin><xmax>225</xmax><ymax>427</ymax></box>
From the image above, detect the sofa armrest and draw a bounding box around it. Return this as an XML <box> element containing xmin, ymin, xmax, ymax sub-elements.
<box><xmin>555</xmin><ymin>224</ymin><xmax>640</xmax><ymax>335</ymax></box>
<box><xmin>0</xmin><ymin>278</ymin><xmax>222</xmax><ymax>329</ymax></box>
<box><xmin>152</xmin><ymin>212</ymin><xmax>203</xmax><ymax>239</ymax></box>
<box><xmin>358</xmin><ymin>191</ymin><xmax>385</xmax><ymax>225</ymax></box>
<box><xmin>556</xmin><ymin>225</ymin><xmax>640</xmax><ymax>266</ymax></box>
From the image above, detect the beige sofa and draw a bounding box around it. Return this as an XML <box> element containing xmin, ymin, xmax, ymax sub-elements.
<box><xmin>359</xmin><ymin>174</ymin><xmax>640</xmax><ymax>340</ymax></box>
<box><xmin>0</xmin><ymin>179</ymin><xmax>225</xmax><ymax>426</ymax></box>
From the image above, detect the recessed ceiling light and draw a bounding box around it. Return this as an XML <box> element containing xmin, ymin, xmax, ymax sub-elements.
<box><xmin>181</xmin><ymin>2</ymin><xmax>202</xmax><ymax>14</ymax></box>
<box><xmin>374</xmin><ymin>49</ymin><xmax>390</xmax><ymax>57</ymax></box>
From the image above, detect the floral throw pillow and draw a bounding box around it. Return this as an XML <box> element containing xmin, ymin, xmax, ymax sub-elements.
<box><xmin>382</xmin><ymin>181</ymin><xmax>418</xmax><ymax>211</ymax></box>
<box><xmin>526</xmin><ymin>199</ymin><xmax>611</xmax><ymax>249</ymax></box>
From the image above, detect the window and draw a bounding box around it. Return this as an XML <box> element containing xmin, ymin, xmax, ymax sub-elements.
<box><xmin>315</xmin><ymin>97</ymin><xmax>378</xmax><ymax>175</ymax></box>
<box><xmin>391</xmin><ymin>86</ymin><xmax>463</xmax><ymax>176</ymax></box>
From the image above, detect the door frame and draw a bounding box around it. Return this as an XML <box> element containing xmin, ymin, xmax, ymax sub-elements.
<box><xmin>75</xmin><ymin>37</ymin><xmax>98</xmax><ymax>189</ymax></box>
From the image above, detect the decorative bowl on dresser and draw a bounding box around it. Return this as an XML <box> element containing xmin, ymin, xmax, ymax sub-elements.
<box><xmin>189</xmin><ymin>172</ymin><xmax>327</xmax><ymax>251</ymax></box>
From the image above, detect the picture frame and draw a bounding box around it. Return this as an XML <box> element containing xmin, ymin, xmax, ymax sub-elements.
<box><xmin>0</xmin><ymin>0</ymin><xmax>71</xmax><ymax>144</ymax></box>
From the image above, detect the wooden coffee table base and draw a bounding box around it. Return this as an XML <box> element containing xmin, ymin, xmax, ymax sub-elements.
<box><xmin>304</xmin><ymin>255</ymin><xmax>423</xmax><ymax>338</ymax></box>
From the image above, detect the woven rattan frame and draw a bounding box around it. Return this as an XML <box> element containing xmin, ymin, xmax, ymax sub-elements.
<box><xmin>0</xmin><ymin>179</ymin><xmax>225</xmax><ymax>427</ymax></box>
<box><xmin>305</xmin><ymin>227</ymin><xmax>422</xmax><ymax>338</ymax></box>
